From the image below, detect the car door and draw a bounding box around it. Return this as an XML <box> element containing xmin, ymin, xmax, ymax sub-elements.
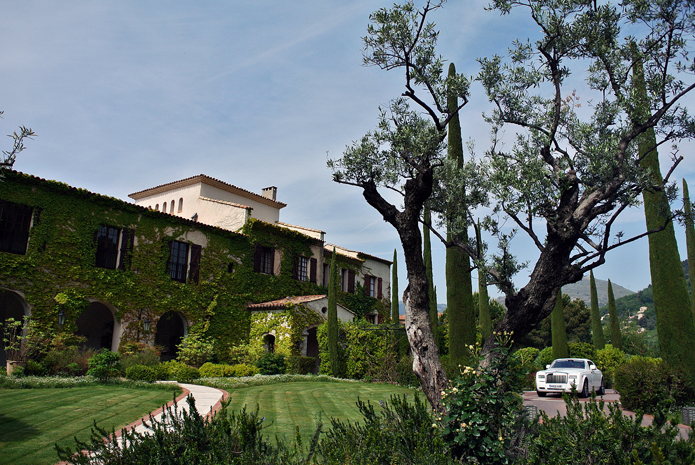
<box><xmin>587</xmin><ymin>360</ymin><xmax>600</xmax><ymax>389</ymax></box>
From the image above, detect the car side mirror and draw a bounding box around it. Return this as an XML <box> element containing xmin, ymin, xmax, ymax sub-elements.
<box><xmin>590</xmin><ymin>365</ymin><xmax>596</xmax><ymax>370</ymax></box>
<box><xmin>546</xmin><ymin>364</ymin><xmax>550</xmax><ymax>369</ymax></box>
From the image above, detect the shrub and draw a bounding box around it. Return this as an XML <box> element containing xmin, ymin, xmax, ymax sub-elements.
<box><xmin>86</xmin><ymin>350</ymin><xmax>122</xmax><ymax>381</ymax></box>
<box><xmin>440</xmin><ymin>348</ymin><xmax>526</xmax><ymax>464</ymax></box>
<box><xmin>126</xmin><ymin>365</ymin><xmax>157</xmax><ymax>383</ymax></box>
<box><xmin>161</xmin><ymin>360</ymin><xmax>200</xmax><ymax>383</ymax></box>
<box><xmin>225</xmin><ymin>343</ymin><xmax>263</xmax><ymax>366</ymax></box>
<box><xmin>395</xmin><ymin>355</ymin><xmax>419</xmax><ymax>387</ymax></box>
<box><xmin>595</xmin><ymin>344</ymin><xmax>627</xmax><ymax>388</ymax></box>
<box><xmin>515</xmin><ymin>347</ymin><xmax>540</xmax><ymax>390</ymax></box>
<box><xmin>518</xmin><ymin>394</ymin><xmax>695</xmax><ymax>464</ymax></box>
<box><xmin>614</xmin><ymin>356</ymin><xmax>695</xmax><ymax>413</ymax></box>
<box><xmin>42</xmin><ymin>347</ymin><xmax>96</xmax><ymax>376</ymax></box>
<box><xmin>568</xmin><ymin>342</ymin><xmax>597</xmax><ymax>361</ymax></box>
<box><xmin>315</xmin><ymin>393</ymin><xmax>453</xmax><ymax>464</ymax></box>
<box><xmin>176</xmin><ymin>333</ymin><xmax>216</xmax><ymax>368</ymax></box>
<box><xmin>255</xmin><ymin>352</ymin><xmax>286</xmax><ymax>375</ymax></box>
<box><xmin>120</xmin><ymin>345</ymin><xmax>161</xmax><ymax>375</ymax></box>
<box><xmin>231</xmin><ymin>364</ymin><xmax>258</xmax><ymax>377</ymax></box>
<box><xmin>24</xmin><ymin>359</ymin><xmax>47</xmax><ymax>376</ymax></box>
<box><xmin>56</xmin><ymin>396</ymin><xmax>308</xmax><ymax>464</ymax></box>
<box><xmin>199</xmin><ymin>362</ymin><xmax>236</xmax><ymax>378</ymax></box>
<box><xmin>286</xmin><ymin>355</ymin><xmax>316</xmax><ymax>375</ymax></box>
<box><xmin>535</xmin><ymin>346</ymin><xmax>554</xmax><ymax>368</ymax></box>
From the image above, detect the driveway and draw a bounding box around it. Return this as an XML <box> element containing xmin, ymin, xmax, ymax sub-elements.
<box><xmin>522</xmin><ymin>389</ymin><xmax>691</xmax><ymax>439</ymax></box>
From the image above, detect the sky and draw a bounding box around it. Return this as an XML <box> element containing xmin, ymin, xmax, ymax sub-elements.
<box><xmin>3</xmin><ymin>1</ymin><xmax>695</xmax><ymax>303</ymax></box>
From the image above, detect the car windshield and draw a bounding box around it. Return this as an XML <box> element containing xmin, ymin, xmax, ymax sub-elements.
<box><xmin>551</xmin><ymin>360</ymin><xmax>585</xmax><ymax>369</ymax></box>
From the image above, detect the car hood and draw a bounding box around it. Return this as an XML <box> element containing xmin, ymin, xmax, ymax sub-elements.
<box><xmin>539</xmin><ymin>367</ymin><xmax>587</xmax><ymax>374</ymax></box>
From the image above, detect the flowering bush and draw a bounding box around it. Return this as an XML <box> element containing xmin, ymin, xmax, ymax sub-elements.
<box><xmin>440</xmin><ymin>345</ymin><xmax>526</xmax><ymax>464</ymax></box>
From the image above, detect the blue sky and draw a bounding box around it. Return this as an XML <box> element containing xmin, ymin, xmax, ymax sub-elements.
<box><xmin>3</xmin><ymin>1</ymin><xmax>695</xmax><ymax>302</ymax></box>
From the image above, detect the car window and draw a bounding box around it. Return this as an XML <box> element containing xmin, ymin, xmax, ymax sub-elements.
<box><xmin>551</xmin><ymin>360</ymin><xmax>586</xmax><ymax>369</ymax></box>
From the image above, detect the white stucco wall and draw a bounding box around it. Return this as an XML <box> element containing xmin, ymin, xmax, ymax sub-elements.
<box><xmin>305</xmin><ymin>298</ymin><xmax>355</xmax><ymax>322</ymax></box>
<box><xmin>200</xmin><ymin>184</ymin><xmax>280</xmax><ymax>224</ymax></box>
<box><xmin>197</xmin><ymin>198</ymin><xmax>248</xmax><ymax>232</ymax></box>
<box><xmin>133</xmin><ymin>184</ymin><xmax>202</xmax><ymax>219</ymax></box>
<box><xmin>358</xmin><ymin>257</ymin><xmax>391</xmax><ymax>300</ymax></box>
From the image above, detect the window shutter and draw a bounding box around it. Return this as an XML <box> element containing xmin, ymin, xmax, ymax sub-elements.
<box><xmin>118</xmin><ymin>229</ymin><xmax>128</xmax><ymax>270</ymax></box>
<box><xmin>310</xmin><ymin>258</ymin><xmax>317</xmax><ymax>284</ymax></box>
<box><xmin>347</xmin><ymin>269</ymin><xmax>355</xmax><ymax>294</ymax></box>
<box><xmin>165</xmin><ymin>241</ymin><xmax>173</xmax><ymax>276</ymax></box>
<box><xmin>253</xmin><ymin>244</ymin><xmax>262</xmax><ymax>272</ymax></box>
<box><xmin>189</xmin><ymin>244</ymin><xmax>202</xmax><ymax>283</ymax></box>
<box><xmin>363</xmin><ymin>274</ymin><xmax>371</xmax><ymax>296</ymax></box>
<box><xmin>292</xmin><ymin>254</ymin><xmax>299</xmax><ymax>280</ymax></box>
<box><xmin>377</xmin><ymin>277</ymin><xmax>383</xmax><ymax>299</ymax></box>
<box><xmin>269</xmin><ymin>248</ymin><xmax>276</xmax><ymax>276</ymax></box>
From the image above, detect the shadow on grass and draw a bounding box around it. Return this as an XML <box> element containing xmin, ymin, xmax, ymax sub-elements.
<box><xmin>0</xmin><ymin>412</ymin><xmax>40</xmax><ymax>442</ymax></box>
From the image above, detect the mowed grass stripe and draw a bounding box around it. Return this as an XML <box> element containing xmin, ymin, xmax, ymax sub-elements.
<box><xmin>0</xmin><ymin>386</ymin><xmax>179</xmax><ymax>465</ymax></box>
<box><xmin>224</xmin><ymin>381</ymin><xmax>416</xmax><ymax>442</ymax></box>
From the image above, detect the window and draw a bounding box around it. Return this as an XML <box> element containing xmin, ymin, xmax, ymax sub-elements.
<box><xmin>323</xmin><ymin>263</ymin><xmax>330</xmax><ymax>287</ymax></box>
<box><xmin>340</xmin><ymin>268</ymin><xmax>355</xmax><ymax>293</ymax></box>
<box><xmin>293</xmin><ymin>255</ymin><xmax>309</xmax><ymax>281</ymax></box>
<box><xmin>95</xmin><ymin>225</ymin><xmax>120</xmax><ymax>269</ymax></box>
<box><xmin>364</xmin><ymin>275</ymin><xmax>383</xmax><ymax>298</ymax></box>
<box><xmin>0</xmin><ymin>200</ymin><xmax>33</xmax><ymax>255</ymax></box>
<box><xmin>170</xmin><ymin>200</ymin><xmax>175</xmax><ymax>214</ymax></box>
<box><xmin>253</xmin><ymin>244</ymin><xmax>274</xmax><ymax>275</ymax></box>
<box><xmin>178</xmin><ymin>198</ymin><xmax>183</xmax><ymax>213</ymax></box>
<box><xmin>155</xmin><ymin>204</ymin><xmax>159</xmax><ymax>211</ymax></box>
<box><xmin>94</xmin><ymin>226</ymin><xmax>134</xmax><ymax>270</ymax></box>
<box><xmin>168</xmin><ymin>240</ymin><xmax>189</xmax><ymax>282</ymax></box>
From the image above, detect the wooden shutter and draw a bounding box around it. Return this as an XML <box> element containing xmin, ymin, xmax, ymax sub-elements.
<box><xmin>347</xmin><ymin>269</ymin><xmax>355</xmax><ymax>294</ymax></box>
<box><xmin>269</xmin><ymin>248</ymin><xmax>275</xmax><ymax>276</ymax></box>
<box><xmin>118</xmin><ymin>228</ymin><xmax>133</xmax><ymax>270</ymax></box>
<box><xmin>292</xmin><ymin>254</ymin><xmax>299</xmax><ymax>280</ymax></box>
<box><xmin>377</xmin><ymin>277</ymin><xmax>383</xmax><ymax>299</ymax></box>
<box><xmin>310</xmin><ymin>258</ymin><xmax>317</xmax><ymax>284</ymax></box>
<box><xmin>363</xmin><ymin>274</ymin><xmax>371</xmax><ymax>296</ymax></box>
<box><xmin>253</xmin><ymin>244</ymin><xmax>262</xmax><ymax>272</ymax></box>
<box><xmin>189</xmin><ymin>244</ymin><xmax>202</xmax><ymax>283</ymax></box>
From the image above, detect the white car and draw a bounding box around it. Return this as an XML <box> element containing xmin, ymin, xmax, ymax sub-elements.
<box><xmin>535</xmin><ymin>358</ymin><xmax>604</xmax><ymax>397</ymax></box>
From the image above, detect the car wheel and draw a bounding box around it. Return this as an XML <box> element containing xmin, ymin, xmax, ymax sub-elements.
<box><xmin>537</xmin><ymin>391</ymin><xmax>546</xmax><ymax>397</ymax></box>
<box><xmin>580</xmin><ymin>379</ymin><xmax>589</xmax><ymax>398</ymax></box>
<box><xmin>597</xmin><ymin>378</ymin><xmax>605</xmax><ymax>396</ymax></box>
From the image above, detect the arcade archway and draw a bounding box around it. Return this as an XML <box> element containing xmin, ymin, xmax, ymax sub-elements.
<box><xmin>76</xmin><ymin>302</ymin><xmax>116</xmax><ymax>351</ymax></box>
<box><xmin>0</xmin><ymin>290</ymin><xmax>28</xmax><ymax>366</ymax></box>
<box><xmin>156</xmin><ymin>312</ymin><xmax>187</xmax><ymax>362</ymax></box>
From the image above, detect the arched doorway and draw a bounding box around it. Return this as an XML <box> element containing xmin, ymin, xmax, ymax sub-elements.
<box><xmin>305</xmin><ymin>326</ymin><xmax>319</xmax><ymax>374</ymax></box>
<box><xmin>156</xmin><ymin>312</ymin><xmax>186</xmax><ymax>362</ymax></box>
<box><xmin>0</xmin><ymin>290</ymin><xmax>28</xmax><ymax>366</ymax></box>
<box><xmin>76</xmin><ymin>302</ymin><xmax>115</xmax><ymax>351</ymax></box>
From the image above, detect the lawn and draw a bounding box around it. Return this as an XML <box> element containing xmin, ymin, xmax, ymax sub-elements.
<box><xmin>0</xmin><ymin>385</ymin><xmax>180</xmax><ymax>465</ymax></box>
<box><xmin>222</xmin><ymin>380</ymin><xmax>418</xmax><ymax>442</ymax></box>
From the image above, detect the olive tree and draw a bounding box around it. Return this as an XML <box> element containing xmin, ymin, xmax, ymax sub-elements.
<box><xmin>329</xmin><ymin>0</ymin><xmax>695</xmax><ymax>410</ymax></box>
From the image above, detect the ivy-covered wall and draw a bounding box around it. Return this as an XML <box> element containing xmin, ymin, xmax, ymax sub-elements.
<box><xmin>0</xmin><ymin>171</ymin><xmax>385</xmax><ymax>361</ymax></box>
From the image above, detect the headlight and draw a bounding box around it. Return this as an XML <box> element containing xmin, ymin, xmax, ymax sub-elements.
<box><xmin>537</xmin><ymin>374</ymin><xmax>545</xmax><ymax>380</ymax></box>
<box><xmin>569</xmin><ymin>375</ymin><xmax>577</xmax><ymax>380</ymax></box>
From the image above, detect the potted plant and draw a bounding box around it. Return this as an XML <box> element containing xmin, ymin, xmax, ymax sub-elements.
<box><xmin>2</xmin><ymin>317</ymin><xmax>27</xmax><ymax>375</ymax></box>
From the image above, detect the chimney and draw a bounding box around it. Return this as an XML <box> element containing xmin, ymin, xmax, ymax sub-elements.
<box><xmin>262</xmin><ymin>186</ymin><xmax>277</xmax><ymax>201</ymax></box>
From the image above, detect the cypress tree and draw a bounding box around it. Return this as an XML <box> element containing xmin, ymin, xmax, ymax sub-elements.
<box><xmin>391</xmin><ymin>248</ymin><xmax>399</xmax><ymax>324</ymax></box>
<box><xmin>446</xmin><ymin>62</ymin><xmax>476</xmax><ymax>364</ymax></box>
<box><xmin>551</xmin><ymin>289</ymin><xmax>569</xmax><ymax>360</ymax></box>
<box><xmin>683</xmin><ymin>179</ymin><xmax>695</xmax><ymax>320</ymax></box>
<box><xmin>607</xmin><ymin>279</ymin><xmax>622</xmax><ymax>350</ymax></box>
<box><xmin>477</xmin><ymin>220</ymin><xmax>492</xmax><ymax>341</ymax></box>
<box><xmin>634</xmin><ymin>47</ymin><xmax>695</xmax><ymax>374</ymax></box>
<box><xmin>589</xmin><ymin>271</ymin><xmax>605</xmax><ymax>350</ymax></box>
<box><xmin>423</xmin><ymin>206</ymin><xmax>439</xmax><ymax>345</ymax></box>
<box><xmin>327</xmin><ymin>247</ymin><xmax>339</xmax><ymax>376</ymax></box>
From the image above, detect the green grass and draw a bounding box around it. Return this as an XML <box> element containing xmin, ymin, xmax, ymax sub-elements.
<box><xmin>223</xmin><ymin>380</ymin><xmax>418</xmax><ymax>442</ymax></box>
<box><xmin>0</xmin><ymin>385</ymin><xmax>180</xmax><ymax>465</ymax></box>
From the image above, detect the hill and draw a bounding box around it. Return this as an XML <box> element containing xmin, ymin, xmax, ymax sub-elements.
<box><xmin>560</xmin><ymin>276</ymin><xmax>635</xmax><ymax>307</ymax></box>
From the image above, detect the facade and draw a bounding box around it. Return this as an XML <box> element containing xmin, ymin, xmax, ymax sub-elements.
<box><xmin>0</xmin><ymin>171</ymin><xmax>391</xmax><ymax>368</ymax></box>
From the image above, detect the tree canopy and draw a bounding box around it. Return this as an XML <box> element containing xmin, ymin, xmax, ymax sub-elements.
<box><xmin>329</xmin><ymin>0</ymin><xmax>695</xmax><ymax>409</ymax></box>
